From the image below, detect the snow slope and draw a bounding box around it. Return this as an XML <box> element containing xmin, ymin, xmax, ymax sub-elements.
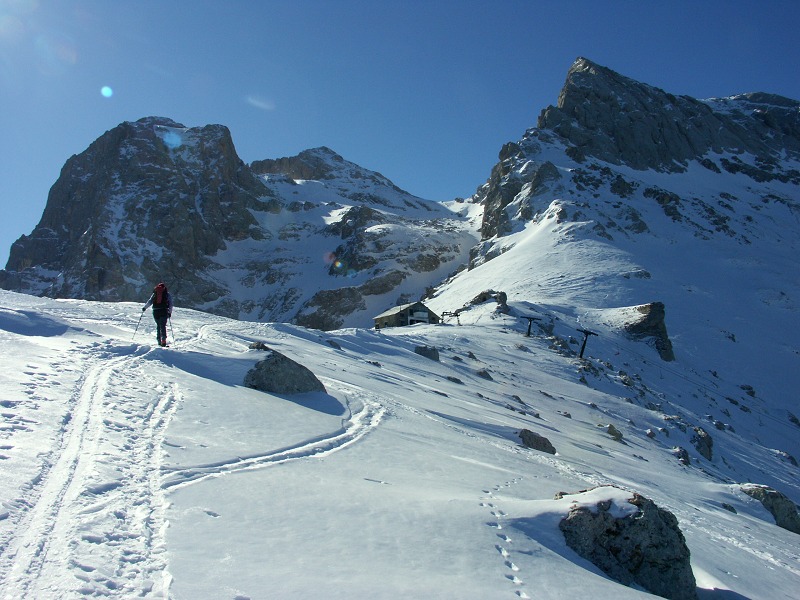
<box><xmin>1</xmin><ymin>289</ymin><xmax>798</xmax><ymax>599</ymax></box>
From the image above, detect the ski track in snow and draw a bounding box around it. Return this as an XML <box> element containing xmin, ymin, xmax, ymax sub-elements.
<box><xmin>161</xmin><ymin>378</ymin><xmax>386</xmax><ymax>490</ymax></box>
<box><xmin>0</xmin><ymin>343</ymin><xmax>178</xmax><ymax>599</ymax></box>
<box><xmin>0</xmin><ymin>318</ymin><xmax>390</xmax><ymax>598</ymax></box>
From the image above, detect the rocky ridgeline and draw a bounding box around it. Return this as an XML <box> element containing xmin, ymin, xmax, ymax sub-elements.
<box><xmin>0</xmin><ymin>121</ymin><xmax>471</xmax><ymax>326</ymax></box>
<box><xmin>473</xmin><ymin>57</ymin><xmax>799</xmax><ymax>245</ymax></box>
<box><xmin>2</xmin><ymin>57</ymin><xmax>798</xmax><ymax>337</ymax></box>
<box><xmin>541</xmin><ymin>57</ymin><xmax>800</xmax><ymax>173</ymax></box>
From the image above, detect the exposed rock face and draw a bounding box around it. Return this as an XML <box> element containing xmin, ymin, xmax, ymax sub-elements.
<box><xmin>518</xmin><ymin>429</ymin><xmax>556</xmax><ymax>454</ymax></box>
<box><xmin>691</xmin><ymin>427</ymin><xmax>713</xmax><ymax>461</ymax></box>
<box><xmin>1</xmin><ymin>117</ymin><xmax>271</xmax><ymax>305</ymax></box>
<box><xmin>622</xmin><ymin>302</ymin><xmax>676</xmax><ymax>362</ymax></box>
<box><xmin>0</xmin><ymin>122</ymin><xmax>475</xmax><ymax>328</ymax></box>
<box><xmin>741</xmin><ymin>484</ymin><xmax>800</xmax><ymax>534</ymax></box>
<box><xmin>475</xmin><ymin>153</ymin><xmax>563</xmax><ymax>240</ymax></box>
<box><xmin>538</xmin><ymin>57</ymin><xmax>800</xmax><ymax>174</ymax></box>
<box><xmin>559</xmin><ymin>487</ymin><xmax>697</xmax><ymax>600</ymax></box>
<box><xmin>244</xmin><ymin>350</ymin><xmax>326</xmax><ymax>394</ymax></box>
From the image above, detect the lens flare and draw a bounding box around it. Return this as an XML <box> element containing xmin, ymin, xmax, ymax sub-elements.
<box><xmin>323</xmin><ymin>252</ymin><xmax>358</xmax><ymax>277</ymax></box>
<box><xmin>100</xmin><ymin>85</ymin><xmax>113</xmax><ymax>98</ymax></box>
<box><xmin>33</xmin><ymin>31</ymin><xmax>77</xmax><ymax>74</ymax></box>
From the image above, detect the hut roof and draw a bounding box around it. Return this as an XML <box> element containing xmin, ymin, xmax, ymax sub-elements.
<box><xmin>373</xmin><ymin>302</ymin><xmax>438</xmax><ymax>320</ymax></box>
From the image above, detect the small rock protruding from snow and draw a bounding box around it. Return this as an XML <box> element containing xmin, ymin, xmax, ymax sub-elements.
<box><xmin>244</xmin><ymin>350</ymin><xmax>326</xmax><ymax>394</ymax></box>
<box><xmin>600</xmin><ymin>423</ymin><xmax>624</xmax><ymax>442</ymax></box>
<box><xmin>673</xmin><ymin>446</ymin><xmax>691</xmax><ymax>465</ymax></box>
<box><xmin>518</xmin><ymin>429</ymin><xmax>556</xmax><ymax>455</ymax></box>
<box><xmin>413</xmin><ymin>345</ymin><xmax>440</xmax><ymax>362</ymax></box>
<box><xmin>690</xmin><ymin>426</ymin><xmax>713</xmax><ymax>460</ymax></box>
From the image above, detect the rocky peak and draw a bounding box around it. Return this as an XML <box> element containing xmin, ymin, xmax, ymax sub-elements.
<box><xmin>1</xmin><ymin>116</ymin><xmax>273</xmax><ymax>301</ymax></box>
<box><xmin>252</xmin><ymin>146</ymin><xmax>401</xmax><ymax>191</ymax></box>
<box><xmin>251</xmin><ymin>147</ymin><xmax>345</xmax><ymax>181</ymax></box>
<box><xmin>538</xmin><ymin>57</ymin><xmax>800</xmax><ymax>172</ymax></box>
<box><xmin>1</xmin><ymin>118</ymin><xmax>474</xmax><ymax>327</ymax></box>
<box><xmin>471</xmin><ymin>57</ymin><xmax>800</xmax><ymax>246</ymax></box>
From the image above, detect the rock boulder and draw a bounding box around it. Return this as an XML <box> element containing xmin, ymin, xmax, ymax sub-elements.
<box><xmin>244</xmin><ymin>350</ymin><xmax>326</xmax><ymax>395</ymax></box>
<box><xmin>741</xmin><ymin>484</ymin><xmax>800</xmax><ymax>534</ymax></box>
<box><xmin>558</xmin><ymin>487</ymin><xmax>697</xmax><ymax>600</ymax></box>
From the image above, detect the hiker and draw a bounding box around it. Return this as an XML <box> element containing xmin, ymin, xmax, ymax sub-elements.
<box><xmin>142</xmin><ymin>282</ymin><xmax>173</xmax><ymax>346</ymax></box>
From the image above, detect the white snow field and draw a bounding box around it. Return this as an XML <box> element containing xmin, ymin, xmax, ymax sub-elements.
<box><xmin>0</xmin><ymin>288</ymin><xmax>798</xmax><ymax>600</ymax></box>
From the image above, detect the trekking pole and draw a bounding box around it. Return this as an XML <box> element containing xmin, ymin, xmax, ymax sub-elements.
<box><xmin>169</xmin><ymin>318</ymin><xmax>174</xmax><ymax>344</ymax></box>
<box><xmin>132</xmin><ymin>309</ymin><xmax>144</xmax><ymax>341</ymax></box>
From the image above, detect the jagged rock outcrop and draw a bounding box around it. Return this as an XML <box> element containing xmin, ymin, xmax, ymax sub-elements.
<box><xmin>244</xmin><ymin>350</ymin><xmax>326</xmax><ymax>394</ymax></box>
<box><xmin>621</xmin><ymin>302</ymin><xmax>675</xmax><ymax>362</ymax></box>
<box><xmin>538</xmin><ymin>57</ymin><xmax>800</xmax><ymax>174</ymax></box>
<box><xmin>0</xmin><ymin>117</ymin><xmax>272</xmax><ymax>305</ymax></box>
<box><xmin>741</xmin><ymin>484</ymin><xmax>800</xmax><ymax>534</ymax></box>
<box><xmin>475</xmin><ymin>154</ymin><xmax>563</xmax><ymax>240</ymax></box>
<box><xmin>558</xmin><ymin>487</ymin><xmax>697</xmax><ymax>600</ymax></box>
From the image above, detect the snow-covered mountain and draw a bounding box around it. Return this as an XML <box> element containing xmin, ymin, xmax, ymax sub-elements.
<box><xmin>0</xmin><ymin>56</ymin><xmax>798</xmax><ymax>597</ymax></box>
<box><xmin>428</xmin><ymin>57</ymin><xmax>800</xmax><ymax>478</ymax></box>
<box><xmin>0</xmin><ymin>123</ymin><xmax>474</xmax><ymax>328</ymax></box>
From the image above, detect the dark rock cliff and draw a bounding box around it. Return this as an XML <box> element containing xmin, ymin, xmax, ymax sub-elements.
<box><xmin>474</xmin><ymin>57</ymin><xmax>800</xmax><ymax>244</ymax></box>
<box><xmin>1</xmin><ymin>117</ymin><xmax>275</xmax><ymax>303</ymax></box>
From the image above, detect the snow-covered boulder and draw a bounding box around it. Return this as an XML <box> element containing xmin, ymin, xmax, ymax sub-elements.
<box><xmin>558</xmin><ymin>486</ymin><xmax>697</xmax><ymax>600</ymax></box>
<box><xmin>244</xmin><ymin>350</ymin><xmax>326</xmax><ymax>395</ymax></box>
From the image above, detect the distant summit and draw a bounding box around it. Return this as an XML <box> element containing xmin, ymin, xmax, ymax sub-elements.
<box><xmin>251</xmin><ymin>146</ymin><xmax>412</xmax><ymax>208</ymax></box>
<box><xmin>0</xmin><ymin>117</ymin><xmax>270</xmax><ymax>304</ymax></box>
<box><xmin>1</xmin><ymin>58</ymin><xmax>798</xmax><ymax>357</ymax></box>
<box><xmin>537</xmin><ymin>56</ymin><xmax>800</xmax><ymax>173</ymax></box>
<box><xmin>0</xmin><ymin>117</ymin><xmax>472</xmax><ymax>327</ymax></box>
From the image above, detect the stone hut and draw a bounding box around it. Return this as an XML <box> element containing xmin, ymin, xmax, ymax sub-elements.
<box><xmin>374</xmin><ymin>302</ymin><xmax>440</xmax><ymax>329</ymax></box>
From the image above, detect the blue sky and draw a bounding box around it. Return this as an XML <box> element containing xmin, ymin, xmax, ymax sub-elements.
<box><xmin>1</xmin><ymin>0</ymin><xmax>799</xmax><ymax>267</ymax></box>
